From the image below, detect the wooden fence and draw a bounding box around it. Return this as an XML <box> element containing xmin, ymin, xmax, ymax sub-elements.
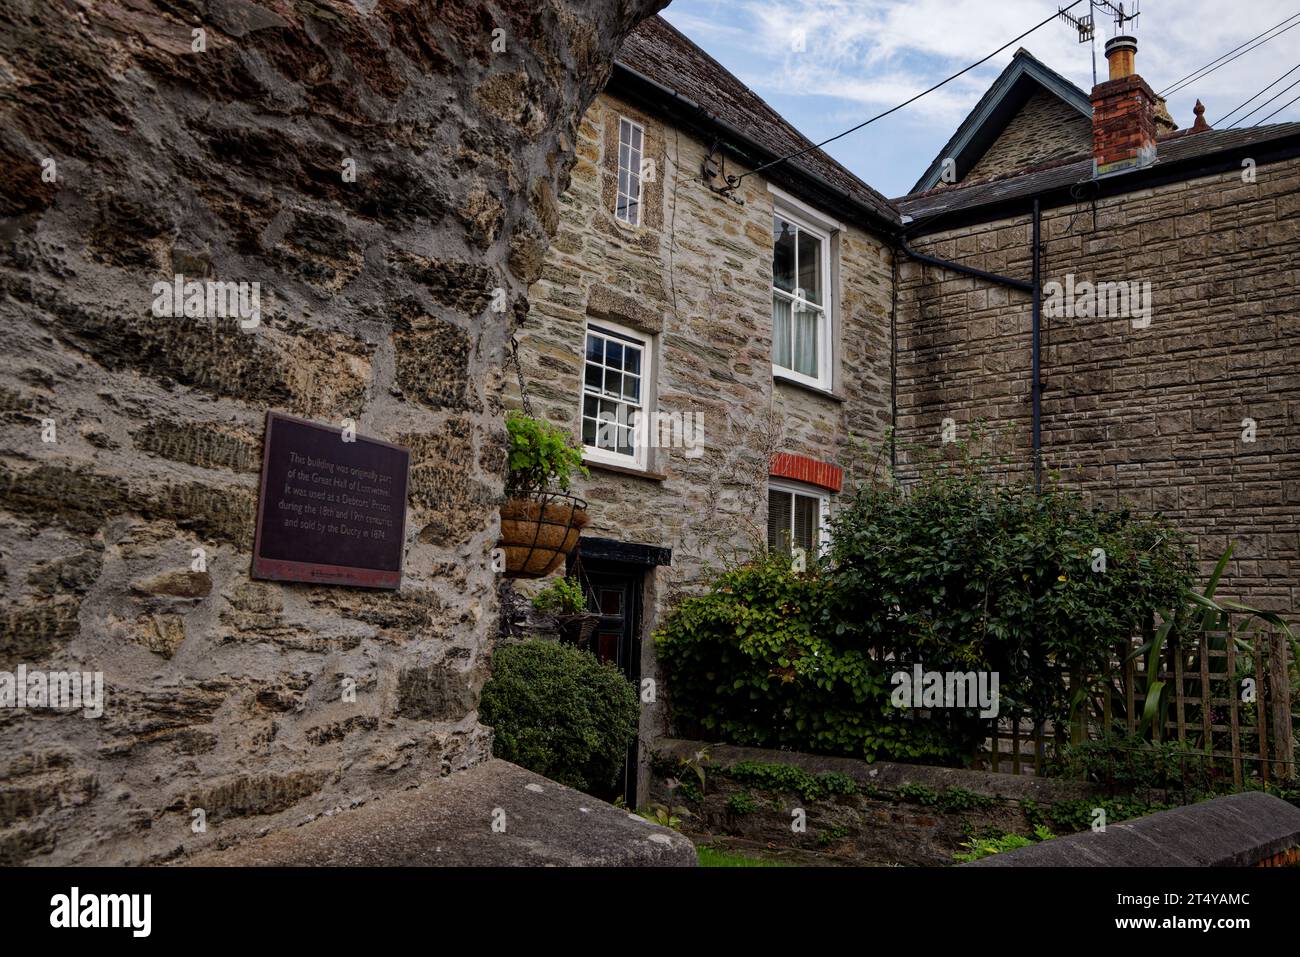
<box><xmin>980</xmin><ymin>627</ymin><xmax>1296</xmax><ymax>785</ymax></box>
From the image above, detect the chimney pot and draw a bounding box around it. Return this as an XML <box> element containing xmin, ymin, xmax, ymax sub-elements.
<box><xmin>1105</xmin><ymin>35</ymin><xmax>1139</xmax><ymax>80</ymax></box>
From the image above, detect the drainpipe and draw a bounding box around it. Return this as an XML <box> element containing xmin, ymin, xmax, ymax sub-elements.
<box><xmin>898</xmin><ymin>200</ymin><xmax>1044</xmax><ymax>491</ymax></box>
<box><xmin>1030</xmin><ymin>199</ymin><xmax>1042</xmax><ymax>492</ymax></box>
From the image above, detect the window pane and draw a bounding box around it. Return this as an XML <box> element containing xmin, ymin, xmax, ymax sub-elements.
<box><xmin>605</xmin><ymin>339</ymin><xmax>623</xmax><ymax>370</ymax></box>
<box><xmin>794</xmin><ymin>494</ymin><xmax>819</xmax><ymax>554</ymax></box>
<box><xmin>772</xmin><ymin>294</ymin><xmax>793</xmax><ymax>370</ymax></box>
<box><xmin>625</xmin><ymin>197</ymin><xmax>639</xmax><ymax>226</ymax></box>
<box><xmin>767</xmin><ymin>490</ymin><xmax>793</xmax><ymax>552</ymax></box>
<box><xmin>583</xmin><ymin>395</ymin><xmax>599</xmax><ymax>419</ymax></box>
<box><xmin>797</xmin><ymin>230</ymin><xmax>822</xmax><ymax>305</ymax></box>
<box><xmin>793</xmin><ymin>308</ymin><xmax>818</xmax><ymax>378</ymax></box>
<box><xmin>622</xmin><ymin>373</ymin><xmax>640</xmax><ymax>403</ymax></box>
<box><xmin>582</xmin><ymin>416</ymin><xmax>597</xmax><ymax>446</ymax></box>
<box><xmin>585</xmin><ymin>362</ymin><xmax>602</xmax><ymax>389</ymax></box>
<box><xmin>623</xmin><ymin>345</ymin><xmax>641</xmax><ymax>376</ymax></box>
<box><xmin>630</xmin><ymin>125</ymin><xmax>642</xmax><ymax>150</ymax></box>
<box><xmin>604</xmin><ymin>370</ymin><xmax>622</xmax><ymax>398</ymax></box>
<box><xmin>586</xmin><ymin>334</ymin><xmax>603</xmax><ymax>363</ymax></box>
<box><xmin>617</xmin><ymin>426</ymin><xmax>633</xmax><ymax>457</ymax></box>
<box><xmin>773</xmin><ymin>217</ymin><xmax>795</xmax><ymax>292</ymax></box>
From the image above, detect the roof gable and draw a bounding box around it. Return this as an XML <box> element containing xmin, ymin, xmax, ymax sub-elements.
<box><xmin>912</xmin><ymin>48</ymin><xmax>1092</xmax><ymax>193</ymax></box>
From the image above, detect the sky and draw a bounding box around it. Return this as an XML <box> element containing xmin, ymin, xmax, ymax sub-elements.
<box><xmin>658</xmin><ymin>0</ymin><xmax>1300</xmax><ymax>198</ymax></box>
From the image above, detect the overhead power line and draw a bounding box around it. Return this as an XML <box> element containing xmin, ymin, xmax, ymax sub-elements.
<box><xmin>1158</xmin><ymin>10</ymin><xmax>1300</xmax><ymax>94</ymax></box>
<box><xmin>1161</xmin><ymin>15</ymin><xmax>1300</xmax><ymax>99</ymax></box>
<box><xmin>1215</xmin><ymin>61</ymin><xmax>1300</xmax><ymax>126</ymax></box>
<box><xmin>734</xmin><ymin>0</ymin><xmax>1085</xmax><ymax>185</ymax></box>
<box><xmin>1254</xmin><ymin>91</ymin><xmax>1300</xmax><ymax>126</ymax></box>
<box><xmin>1230</xmin><ymin>69</ymin><xmax>1300</xmax><ymax>127</ymax></box>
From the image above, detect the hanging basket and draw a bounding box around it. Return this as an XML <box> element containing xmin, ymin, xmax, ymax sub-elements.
<box><xmin>498</xmin><ymin>491</ymin><xmax>589</xmax><ymax>579</ymax></box>
<box><xmin>555</xmin><ymin>612</ymin><xmax>600</xmax><ymax>646</ymax></box>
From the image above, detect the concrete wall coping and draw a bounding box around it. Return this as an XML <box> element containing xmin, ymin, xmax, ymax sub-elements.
<box><xmin>182</xmin><ymin>759</ymin><xmax>695</xmax><ymax>867</ymax></box>
<box><xmin>965</xmin><ymin>791</ymin><xmax>1300</xmax><ymax>866</ymax></box>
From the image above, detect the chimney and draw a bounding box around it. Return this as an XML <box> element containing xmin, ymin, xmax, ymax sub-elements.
<box><xmin>1090</xmin><ymin>35</ymin><xmax>1158</xmax><ymax>177</ymax></box>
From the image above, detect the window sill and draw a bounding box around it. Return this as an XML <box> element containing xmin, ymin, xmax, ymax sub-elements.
<box><xmin>773</xmin><ymin>373</ymin><xmax>845</xmax><ymax>403</ymax></box>
<box><xmin>583</xmin><ymin>458</ymin><xmax>667</xmax><ymax>482</ymax></box>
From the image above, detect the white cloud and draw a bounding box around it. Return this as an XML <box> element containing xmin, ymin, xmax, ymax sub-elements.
<box><xmin>661</xmin><ymin>0</ymin><xmax>1300</xmax><ymax>195</ymax></box>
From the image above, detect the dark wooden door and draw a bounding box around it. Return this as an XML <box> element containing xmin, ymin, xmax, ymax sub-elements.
<box><xmin>579</xmin><ymin>565</ymin><xmax>643</xmax><ymax>806</ymax></box>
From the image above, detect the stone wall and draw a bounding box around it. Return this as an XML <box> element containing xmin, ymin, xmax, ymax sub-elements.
<box><xmin>0</xmin><ymin>0</ymin><xmax>665</xmax><ymax>865</ymax></box>
<box><xmin>897</xmin><ymin>157</ymin><xmax>1300</xmax><ymax>615</ymax></box>
<box><xmin>511</xmin><ymin>89</ymin><xmax>895</xmax><ymax>763</ymax></box>
<box><xmin>965</xmin><ymin>88</ymin><xmax>1092</xmax><ymax>182</ymax></box>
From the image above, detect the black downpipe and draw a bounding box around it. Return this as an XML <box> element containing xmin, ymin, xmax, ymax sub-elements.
<box><xmin>1031</xmin><ymin>199</ymin><xmax>1043</xmax><ymax>493</ymax></box>
<box><xmin>898</xmin><ymin>203</ymin><xmax>1044</xmax><ymax>491</ymax></box>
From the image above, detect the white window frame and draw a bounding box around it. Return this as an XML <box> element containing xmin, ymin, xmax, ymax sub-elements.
<box><xmin>615</xmin><ymin>117</ymin><xmax>644</xmax><ymax>227</ymax></box>
<box><xmin>767</xmin><ymin>478</ymin><xmax>831</xmax><ymax>557</ymax></box>
<box><xmin>770</xmin><ymin>189</ymin><xmax>837</xmax><ymax>391</ymax></box>
<box><xmin>580</xmin><ymin>320</ymin><xmax>653</xmax><ymax>471</ymax></box>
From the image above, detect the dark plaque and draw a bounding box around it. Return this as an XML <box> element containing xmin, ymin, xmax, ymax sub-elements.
<box><xmin>251</xmin><ymin>412</ymin><xmax>411</xmax><ymax>589</ymax></box>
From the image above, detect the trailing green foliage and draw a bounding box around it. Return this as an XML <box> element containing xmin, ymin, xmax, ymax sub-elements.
<box><xmin>505</xmin><ymin>411</ymin><xmax>588</xmax><ymax>495</ymax></box>
<box><xmin>1045</xmin><ymin>797</ymin><xmax>1169</xmax><ymax>832</ymax></box>
<box><xmin>480</xmin><ymin>640</ymin><xmax>638</xmax><ymax>793</ymax></box>
<box><xmin>531</xmin><ymin>576</ymin><xmax>587</xmax><ymax>615</ymax></box>
<box><xmin>720</xmin><ymin>760</ymin><xmax>859</xmax><ymax>802</ymax></box>
<box><xmin>727</xmin><ymin>792</ymin><xmax>759</xmax><ymax>815</ymax></box>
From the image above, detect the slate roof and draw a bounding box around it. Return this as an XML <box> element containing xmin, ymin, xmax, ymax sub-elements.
<box><xmin>911</xmin><ymin>48</ymin><xmax>1094</xmax><ymax>194</ymax></box>
<box><xmin>613</xmin><ymin>16</ymin><xmax>902</xmax><ymax>229</ymax></box>
<box><xmin>897</xmin><ymin>121</ymin><xmax>1300</xmax><ymax>227</ymax></box>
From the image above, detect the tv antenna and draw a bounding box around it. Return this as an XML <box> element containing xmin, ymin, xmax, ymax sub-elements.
<box><xmin>1059</xmin><ymin>1</ymin><xmax>1141</xmax><ymax>86</ymax></box>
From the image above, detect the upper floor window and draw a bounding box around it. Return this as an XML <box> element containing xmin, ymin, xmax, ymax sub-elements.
<box><xmin>615</xmin><ymin>117</ymin><xmax>644</xmax><ymax>226</ymax></box>
<box><xmin>771</xmin><ymin>202</ymin><xmax>833</xmax><ymax>390</ymax></box>
<box><xmin>581</xmin><ymin>321</ymin><xmax>652</xmax><ymax>470</ymax></box>
<box><xmin>767</xmin><ymin>480</ymin><xmax>829</xmax><ymax>558</ymax></box>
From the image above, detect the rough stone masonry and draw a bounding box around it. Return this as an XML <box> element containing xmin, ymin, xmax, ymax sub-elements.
<box><xmin>0</xmin><ymin>0</ymin><xmax>666</xmax><ymax>865</ymax></box>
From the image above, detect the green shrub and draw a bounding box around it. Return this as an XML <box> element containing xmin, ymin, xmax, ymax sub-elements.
<box><xmin>480</xmin><ymin>640</ymin><xmax>638</xmax><ymax>793</ymax></box>
<box><xmin>656</xmin><ymin>462</ymin><xmax>1194</xmax><ymax>764</ymax></box>
<box><xmin>656</xmin><ymin>553</ymin><xmax>957</xmax><ymax>763</ymax></box>
<box><xmin>505</xmin><ymin>411</ymin><xmax>588</xmax><ymax>495</ymax></box>
<box><xmin>828</xmin><ymin>470</ymin><xmax>1193</xmax><ymax>733</ymax></box>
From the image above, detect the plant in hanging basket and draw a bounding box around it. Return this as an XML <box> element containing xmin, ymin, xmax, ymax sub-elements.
<box><xmin>532</xmin><ymin>576</ymin><xmax>599</xmax><ymax>643</ymax></box>
<box><xmin>498</xmin><ymin>412</ymin><xmax>591</xmax><ymax>578</ymax></box>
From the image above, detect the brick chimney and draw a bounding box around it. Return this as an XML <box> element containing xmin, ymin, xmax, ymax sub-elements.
<box><xmin>1090</xmin><ymin>35</ymin><xmax>1158</xmax><ymax>177</ymax></box>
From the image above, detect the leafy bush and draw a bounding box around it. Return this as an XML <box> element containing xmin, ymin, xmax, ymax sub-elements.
<box><xmin>657</xmin><ymin>464</ymin><xmax>1195</xmax><ymax>764</ymax></box>
<box><xmin>505</xmin><ymin>411</ymin><xmax>588</xmax><ymax>495</ymax></box>
<box><xmin>828</xmin><ymin>470</ymin><xmax>1193</xmax><ymax>731</ymax></box>
<box><xmin>727</xmin><ymin>792</ymin><xmax>759</xmax><ymax>815</ymax></box>
<box><xmin>480</xmin><ymin>640</ymin><xmax>638</xmax><ymax>793</ymax></box>
<box><xmin>531</xmin><ymin>576</ymin><xmax>587</xmax><ymax>615</ymax></box>
<box><xmin>656</xmin><ymin>553</ymin><xmax>957</xmax><ymax>762</ymax></box>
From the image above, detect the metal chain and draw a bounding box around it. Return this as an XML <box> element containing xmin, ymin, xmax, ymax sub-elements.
<box><xmin>508</xmin><ymin>333</ymin><xmax>535</xmax><ymax>418</ymax></box>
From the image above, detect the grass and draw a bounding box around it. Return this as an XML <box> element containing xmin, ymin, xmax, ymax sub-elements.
<box><xmin>696</xmin><ymin>846</ymin><xmax>791</xmax><ymax>867</ymax></box>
